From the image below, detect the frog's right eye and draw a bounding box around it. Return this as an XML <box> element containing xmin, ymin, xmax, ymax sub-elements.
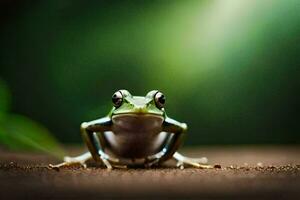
<box><xmin>154</xmin><ymin>91</ymin><xmax>165</xmax><ymax>109</ymax></box>
<box><xmin>112</xmin><ymin>91</ymin><xmax>123</xmax><ymax>107</ymax></box>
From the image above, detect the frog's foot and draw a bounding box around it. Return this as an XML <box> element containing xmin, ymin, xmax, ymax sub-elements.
<box><xmin>101</xmin><ymin>159</ymin><xmax>128</xmax><ymax>170</ymax></box>
<box><xmin>48</xmin><ymin>151</ymin><xmax>125</xmax><ymax>170</ymax></box>
<box><xmin>49</xmin><ymin>152</ymin><xmax>92</xmax><ymax>170</ymax></box>
<box><xmin>97</xmin><ymin>151</ymin><xmax>129</xmax><ymax>170</ymax></box>
<box><xmin>173</xmin><ymin>152</ymin><xmax>214</xmax><ymax>169</ymax></box>
<box><xmin>144</xmin><ymin>149</ymin><xmax>167</xmax><ymax>168</ymax></box>
<box><xmin>98</xmin><ymin>151</ymin><xmax>115</xmax><ymax>170</ymax></box>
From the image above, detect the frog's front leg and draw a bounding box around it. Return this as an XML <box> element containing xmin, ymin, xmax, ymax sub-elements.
<box><xmin>80</xmin><ymin>117</ymin><xmax>121</xmax><ymax>169</ymax></box>
<box><xmin>146</xmin><ymin>117</ymin><xmax>213</xmax><ymax>169</ymax></box>
<box><xmin>145</xmin><ymin>117</ymin><xmax>186</xmax><ymax>167</ymax></box>
<box><xmin>50</xmin><ymin>117</ymin><xmax>119</xmax><ymax>170</ymax></box>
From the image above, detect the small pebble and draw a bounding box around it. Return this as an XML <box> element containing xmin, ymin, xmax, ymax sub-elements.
<box><xmin>214</xmin><ymin>164</ymin><xmax>222</xmax><ymax>169</ymax></box>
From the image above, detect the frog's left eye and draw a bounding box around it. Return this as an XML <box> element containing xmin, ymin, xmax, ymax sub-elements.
<box><xmin>112</xmin><ymin>91</ymin><xmax>123</xmax><ymax>107</ymax></box>
<box><xmin>154</xmin><ymin>91</ymin><xmax>165</xmax><ymax>109</ymax></box>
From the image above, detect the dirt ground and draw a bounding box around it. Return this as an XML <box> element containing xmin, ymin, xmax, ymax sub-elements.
<box><xmin>0</xmin><ymin>146</ymin><xmax>299</xmax><ymax>199</ymax></box>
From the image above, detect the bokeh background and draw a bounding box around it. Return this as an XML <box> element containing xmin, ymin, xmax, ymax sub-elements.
<box><xmin>0</xmin><ymin>0</ymin><xmax>299</xmax><ymax>152</ymax></box>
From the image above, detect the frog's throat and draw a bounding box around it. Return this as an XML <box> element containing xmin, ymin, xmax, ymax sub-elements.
<box><xmin>111</xmin><ymin>113</ymin><xmax>164</xmax><ymax>132</ymax></box>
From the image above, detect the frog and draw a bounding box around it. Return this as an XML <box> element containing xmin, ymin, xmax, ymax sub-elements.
<box><xmin>49</xmin><ymin>90</ymin><xmax>213</xmax><ymax>170</ymax></box>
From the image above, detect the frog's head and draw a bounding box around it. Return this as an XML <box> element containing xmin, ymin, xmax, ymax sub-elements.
<box><xmin>110</xmin><ymin>89</ymin><xmax>166</xmax><ymax>118</ymax></box>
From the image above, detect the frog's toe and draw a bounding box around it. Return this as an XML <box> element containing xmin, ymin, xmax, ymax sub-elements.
<box><xmin>175</xmin><ymin>160</ymin><xmax>213</xmax><ymax>169</ymax></box>
<box><xmin>99</xmin><ymin>157</ymin><xmax>113</xmax><ymax>170</ymax></box>
<box><xmin>48</xmin><ymin>162</ymin><xmax>70</xmax><ymax>170</ymax></box>
<box><xmin>173</xmin><ymin>152</ymin><xmax>214</xmax><ymax>169</ymax></box>
<box><xmin>176</xmin><ymin>161</ymin><xmax>185</xmax><ymax>169</ymax></box>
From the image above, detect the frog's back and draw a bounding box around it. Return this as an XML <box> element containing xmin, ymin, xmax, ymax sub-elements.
<box><xmin>103</xmin><ymin>114</ymin><xmax>168</xmax><ymax>158</ymax></box>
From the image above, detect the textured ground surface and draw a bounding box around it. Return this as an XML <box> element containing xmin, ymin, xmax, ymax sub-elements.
<box><xmin>0</xmin><ymin>146</ymin><xmax>299</xmax><ymax>199</ymax></box>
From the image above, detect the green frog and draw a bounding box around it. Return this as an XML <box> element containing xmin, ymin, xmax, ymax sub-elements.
<box><xmin>50</xmin><ymin>90</ymin><xmax>213</xmax><ymax>169</ymax></box>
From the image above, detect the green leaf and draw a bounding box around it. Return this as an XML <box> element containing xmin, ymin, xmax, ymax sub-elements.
<box><xmin>0</xmin><ymin>114</ymin><xmax>65</xmax><ymax>159</ymax></box>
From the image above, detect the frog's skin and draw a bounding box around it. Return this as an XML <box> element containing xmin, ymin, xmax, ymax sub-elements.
<box><xmin>50</xmin><ymin>90</ymin><xmax>212</xmax><ymax>169</ymax></box>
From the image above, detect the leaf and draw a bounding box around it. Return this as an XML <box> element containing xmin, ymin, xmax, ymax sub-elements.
<box><xmin>0</xmin><ymin>114</ymin><xmax>66</xmax><ymax>159</ymax></box>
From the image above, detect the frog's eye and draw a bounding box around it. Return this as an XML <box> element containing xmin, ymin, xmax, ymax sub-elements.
<box><xmin>154</xmin><ymin>91</ymin><xmax>165</xmax><ymax>109</ymax></box>
<box><xmin>112</xmin><ymin>91</ymin><xmax>123</xmax><ymax>107</ymax></box>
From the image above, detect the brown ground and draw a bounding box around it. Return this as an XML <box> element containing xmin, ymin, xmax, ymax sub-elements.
<box><xmin>0</xmin><ymin>146</ymin><xmax>299</xmax><ymax>199</ymax></box>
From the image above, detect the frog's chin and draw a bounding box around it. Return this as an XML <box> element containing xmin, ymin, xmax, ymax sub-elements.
<box><xmin>112</xmin><ymin>111</ymin><xmax>163</xmax><ymax>117</ymax></box>
<box><xmin>111</xmin><ymin>113</ymin><xmax>164</xmax><ymax>132</ymax></box>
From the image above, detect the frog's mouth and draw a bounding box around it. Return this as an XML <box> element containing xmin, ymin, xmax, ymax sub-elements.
<box><xmin>111</xmin><ymin>113</ymin><xmax>164</xmax><ymax>132</ymax></box>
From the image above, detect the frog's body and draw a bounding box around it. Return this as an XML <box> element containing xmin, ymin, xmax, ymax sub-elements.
<box><xmin>107</xmin><ymin>114</ymin><xmax>166</xmax><ymax>158</ymax></box>
<box><xmin>50</xmin><ymin>90</ymin><xmax>212</xmax><ymax>169</ymax></box>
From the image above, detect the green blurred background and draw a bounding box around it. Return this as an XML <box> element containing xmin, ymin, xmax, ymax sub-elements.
<box><xmin>0</xmin><ymin>0</ymin><xmax>299</xmax><ymax>148</ymax></box>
